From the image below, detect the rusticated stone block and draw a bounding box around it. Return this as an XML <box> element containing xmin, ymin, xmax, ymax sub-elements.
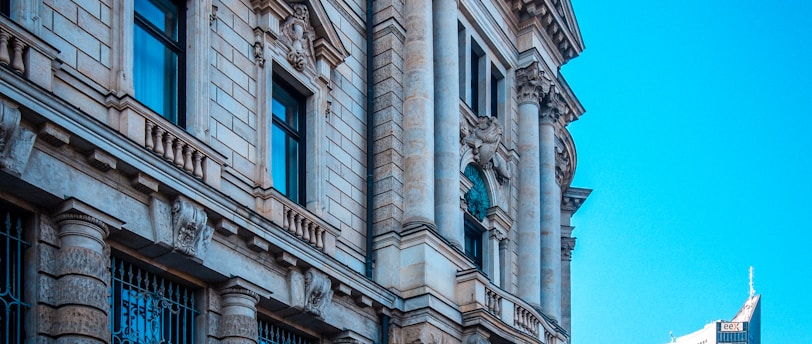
<box><xmin>39</xmin><ymin>244</ymin><xmax>58</xmax><ymax>276</ymax></box>
<box><xmin>36</xmin><ymin>304</ymin><xmax>56</xmax><ymax>336</ymax></box>
<box><xmin>56</xmin><ymin>247</ymin><xmax>108</xmax><ymax>281</ymax></box>
<box><xmin>54</xmin><ymin>305</ymin><xmax>110</xmax><ymax>340</ymax></box>
<box><xmin>39</xmin><ymin>214</ymin><xmax>60</xmax><ymax>246</ymax></box>
<box><xmin>55</xmin><ymin>275</ymin><xmax>109</xmax><ymax>311</ymax></box>
<box><xmin>39</xmin><ymin>274</ymin><xmax>57</xmax><ymax>305</ymax></box>
<box><xmin>219</xmin><ymin>314</ymin><xmax>258</xmax><ymax>339</ymax></box>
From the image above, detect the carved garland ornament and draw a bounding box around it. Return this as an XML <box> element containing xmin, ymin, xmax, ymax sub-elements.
<box><xmin>279</xmin><ymin>3</ymin><xmax>316</xmax><ymax>72</ymax></box>
<box><xmin>171</xmin><ymin>197</ymin><xmax>213</xmax><ymax>258</ymax></box>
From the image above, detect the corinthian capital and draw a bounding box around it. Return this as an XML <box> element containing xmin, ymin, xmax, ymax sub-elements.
<box><xmin>515</xmin><ymin>62</ymin><xmax>550</xmax><ymax>106</ymax></box>
<box><xmin>540</xmin><ymin>88</ymin><xmax>567</xmax><ymax>125</ymax></box>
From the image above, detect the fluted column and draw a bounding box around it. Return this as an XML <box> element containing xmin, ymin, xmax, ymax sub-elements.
<box><xmin>219</xmin><ymin>286</ymin><xmax>261</xmax><ymax>344</ymax></box>
<box><xmin>433</xmin><ymin>0</ymin><xmax>461</xmax><ymax>246</ymax></box>
<box><xmin>53</xmin><ymin>212</ymin><xmax>111</xmax><ymax>343</ymax></box>
<box><xmin>540</xmin><ymin>91</ymin><xmax>564</xmax><ymax>321</ymax></box>
<box><xmin>515</xmin><ymin>62</ymin><xmax>544</xmax><ymax>307</ymax></box>
<box><xmin>402</xmin><ymin>0</ymin><xmax>436</xmax><ymax>230</ymax></box>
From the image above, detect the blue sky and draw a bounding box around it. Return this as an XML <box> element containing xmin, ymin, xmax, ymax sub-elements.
<box><xmin>562</xmin><ymin>0</ymin><xmax>812</xmax><ymax>342</ymax></box>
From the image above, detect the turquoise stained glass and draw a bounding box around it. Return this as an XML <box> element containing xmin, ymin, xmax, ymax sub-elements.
<box><xmin>464</xmin><ymin>164</ymin><xmax>490</xmax><ymax>221</ymax></box>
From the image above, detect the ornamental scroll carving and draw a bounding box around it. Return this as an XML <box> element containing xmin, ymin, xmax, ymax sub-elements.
<box><xmin>561</xmin><ymin>236</ymin><xmax>576</xmax><ymax>261</ymax></box>
<box><xmin>461</xmin><ymin>116</ymin><xmax>511</xmax><ymax>184</ymax></box>
<box><xmin>555</xmin><ymin>142</ymin><xmax>572</xmax><ymax>187</ymax></box>
<box><xmin>541</xmin><ymin>88</ymin><xmax>567</xmax><ymax>125</ymax></box>
<box><xmin>279</xmin><ymin>3</ymin><xmax>316</xmax><ymax>72</ymax></box>
<box><xmin>171</xmin><ymin>197</ymin><xmax>213</xmax><ymax>259</ymax></box>
<box><xmin>304</xmin><ymin>268</ymin><xmax>332</xmax><ymax>318</ymax></box>
<box><xmin>0</xmin><ymin>98</ymin><xmax>35</xmax><ymax>176</ymax></box>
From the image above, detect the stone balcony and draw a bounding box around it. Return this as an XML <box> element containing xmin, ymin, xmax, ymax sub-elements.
<box><xmin>0</xmin><ymin>15</ymin><xmax>59</xmax><ymax>90</ymax></box>
<box><xmin>457</xmin><ymin>269</ymin><xmax>568</xmax><ymax>344</ymax></box>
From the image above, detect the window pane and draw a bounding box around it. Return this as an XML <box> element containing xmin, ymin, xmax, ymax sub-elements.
<box><xmin>272</xmin><ymin>124</ymin><xmax>287</xmax><ymax>196</ymax></box>
<box><xmin>272</xmin><ymin>97</ymin><xmax>286</xmax><ymax>123</ymax></box>
<box><xmin>287</xmin><ymin>136</ymin><xmax>299</xmax><ymax>203</ymax></box>
<box><xmin>135</xmin><ymin>0</ymin><xmax>179</xmax><ymax>40</ymax></box>
<box><xmin>134</xmin><ymin>24</ymin><xmax>178</xmax><ymax>123</ymax></box>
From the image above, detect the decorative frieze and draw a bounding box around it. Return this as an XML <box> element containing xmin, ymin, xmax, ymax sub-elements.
<box><xmin>171</xmin><ymin>196</ymin><xmax>213</xmax><ymax>259</ymax></box>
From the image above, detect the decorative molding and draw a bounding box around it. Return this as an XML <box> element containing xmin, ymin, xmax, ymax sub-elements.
<box><xmin>304</xmin><ymin>268</ymin><xmax>333</xmax><ymax>318</ymax></box>
<box><xmin>210</xmin><ymin>5</ymin><xmax>218</xmax><ymax>28</ymax></box>
<box><xmin>87</xmin><ymin>149</ymin><xmax>116</xmax><ymax>172</ymax></box>
<box><xmin>515</xmin><ymin>61</ymin><xmax>550</xmax><ymax>106</ymax></box>
<box><xmin>561</xmin><ymin>187</ymin><xmax>591</xmax><ymax>214</ymax></box>
<box><xmin>554</xmin><ymin>141</ymin><xmax>571</xmax><ymax>187</ymax></box>
<box><xmin>38</xmin><ymin>122</ymin><xmax>70</xmax><ymax>146</ymax></box>
<box><xmin>279</xmin><ymin>3</ymin><xmax>316</xmax><ymax>72</ymax></box>
<box><xmin>171</xmin><ymin>196</ymin><xmax>213</xmax><ymax>259</ymax></box>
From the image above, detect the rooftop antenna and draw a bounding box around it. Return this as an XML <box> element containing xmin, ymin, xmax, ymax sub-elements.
<box><xmin>749</xmin><ymin>266</ymin><xmax>755</xmax><ymax>299</ymax></box>
<box><xmin>669</xmin><ymin>331</ymin><xmax>675</xmax><ymax>343</ymax></box>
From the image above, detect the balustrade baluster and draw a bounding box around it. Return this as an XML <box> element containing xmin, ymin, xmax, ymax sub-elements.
<box><xmin>302</xmin><ymin>221</ymin><xmax>311</xmax><ymax>242</ymax></box>
<box><xmin>145</xmin><ymin>121</ymin><xmax>155</xmax><ymax>149</ymax></box>
<box><xmin>192</xmin><ymin>151</ymin><xmax>204</xmax><ymax>178</ymax></box>
<box><xmin>295</xmin><ymin>215</ymin><xmax>303</xmax><ymax>238</ymax></box>
<box><xmin>183</xmin><ymin>145</ymin><xmax>193</xmax><ymax>172</ymax></box>
<box><xmin>154</xmin><ymin>127</ymin><xmax>165</xmax><ymax>155</ymax></box>
<box><xmin>11</xmin><ymin>39</ymin><xmax>24</xmax><ymax>73</ymax></box>
<box><xmin>173</xmin><ymin>140</ymin><xmax>184</xmax><ymax>166</ymax></box>
<box><xmin>164</xmin><ymin>134</ymin><xmax>175</xmax><ymax>160</ymax></box>
<box><xmin>0</xmin><ymin>31</ymin><xmax>10</xmax><ymax>65</ymax></box>
<box><xmin>316</xmin><ymin>227</ymin><xmax>324</xmax><ymax>249</ymax></box>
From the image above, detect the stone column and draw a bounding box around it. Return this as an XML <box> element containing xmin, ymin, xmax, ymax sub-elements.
<box><xmin>53</xmin><ymin>213</ymin><xmax>111</xmax><ymax>343</ymax></box>
<box><xmin>219</xmin><ymin>286</ymin><xmax>261</xmax><ymax>344</ymax></box>
<box><xmin>561</xmin><ymin>235</ymin><xmax>575</xmax><ymax>334</ymax></box>
<box><xmin>433</xmin><ymin>0</ymin><xmax>461</xmax><ymax>247</ymax></box>
<box><xmin>540</xmin><ymin>91</ymin><xmax>564</xmax><ymax>321</ymax></box>
<box><xmin>487</xmin><ymin>229</ymin><xmax>506</xmax><ymax>287</ymax></box>
<box><xmin>515</xmin><ymin>62</ymin><xmax>544</xmax><ymax>307</ymax></box>
<box><xmin>402</xmin><ymin>0</ymin><xmax>436</xmax><ymax>231</ymax></box>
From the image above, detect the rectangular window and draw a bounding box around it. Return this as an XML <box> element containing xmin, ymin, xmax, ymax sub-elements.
<box><xmin>470</xmin><ymin>43</ymin><xmax>484</xmax><ymax>115</ymax></box>
<box><xmin>0</xmin><ymin>206</ymin><xmax>29</xmax><ymax>343</ymax></box>
<box><xmin>271</xmin><ymin>77</ymin><xmax>306</xmax><ymax>204</ymax></box>
<box><xmin>490</xmin><ymin>66</ymin><xmax>504</xmax><ymax>118</ymax></box>
<box><xmin>110</xmin><ymin>257</ymin><xmax>198</xmax><ymax>344</ymax></box>
<box><xmin>464</xmin><ymin>220</ymin><xmax>483</xmax><ymax>269</ymax></box>
<box><xmin>134</xmin><ymin>0</ymin><xmax>185</xmax><ymax>126</ymax></box>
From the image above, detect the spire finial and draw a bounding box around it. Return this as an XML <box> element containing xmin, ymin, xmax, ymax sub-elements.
<box><xmin>749</xmin><ymin>266</ymin><xmax>755</xmax><ymax>298</ymax></box>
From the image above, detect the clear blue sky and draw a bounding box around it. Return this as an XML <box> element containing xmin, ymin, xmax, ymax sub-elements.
<box><xmin>563</xmin><ymin>0</ymin><xmax>812</xmax><ymax>343</ymax></box>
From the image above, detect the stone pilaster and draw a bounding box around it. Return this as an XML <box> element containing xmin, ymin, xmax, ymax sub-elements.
<box><xmin>433</xmin><ymin>0</ymin><xmax>461</xmax><ymax>247</ymax></box>
<box><xmin>515</xmin><ymin>62</ymin><xmax>545</xmax><ymax>307</ymax></box>
<box><xmin>540</xmin><ymin>89</ymin><xmax>564</xmax><ymax>322</ymax></box>
<box><xmin>52</xmin><ymin>199</ymin><xmax>121</xmax><ymax>344</ymax></box>
<box><xmin>219</xmin><ymin>287</ymin><xmax>260</xmax><ymax>344</ymax></box>
<box><xmin>402</xmin><ymin>0</ymin><xmax>436</xmax><ymax>231</ymax></box>
<box><xmin>561</xmin><ymin>235</ymin><xmax>575</xmax><ymax>334</ymax></box>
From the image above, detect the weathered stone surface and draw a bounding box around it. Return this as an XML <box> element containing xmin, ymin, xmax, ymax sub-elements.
<box><xmin>53</xmin><ymin>305</ymin><xmax>110</xmax><ymax>340</ymax></box>
<box><xmin>55</xmin><ymin>275</ymin><xmax>110</xmax><ymax>311</ymax></box>
<box><xmin>56</xmin><ymin>246</ymin><xmax>108</xmax><ymax>281</ymax></box>
<box><xmin>219</xmin><ymin>314</ymin><xmax>258</xmax><ymax>339</ymax></box>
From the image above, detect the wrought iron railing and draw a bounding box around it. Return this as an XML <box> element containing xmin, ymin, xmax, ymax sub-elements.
<box><xmin>258</xmin><ymin>319</ymin><xmax>313</xmax><ymax>344</ymax></box>
<box><xmin>0</xmin><ymin>209</ymin><xmax>29</xmax><ymax>344</ymax></box>
<box><xmin>110</xmin><ymin>257</ymin><xmax>198</xmax><ymax>344</ymax></box>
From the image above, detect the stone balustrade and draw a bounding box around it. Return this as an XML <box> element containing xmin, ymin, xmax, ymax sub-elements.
<box><xmin>457</xmin><ymin>269</ymin><xmax>567</xmax><ymax>343</ymax></box>
<box><xmin>263</xmin><ymin>192</ymin><xmax>337</xmax><ymax>255</ymax></box>
<box><xmin>145</xmin><ymin>119</ymin><xmax>207</xmax><ymax>179</ymax></box>
<box><xmin>282</xmin><ymin>203</ymin><xmax>325</xmax><ymax>250</ymax></box>
<box><xmin>0</xmin><ymin>16</ymin><xmax>59</xmax><ymax>90</ymax></box>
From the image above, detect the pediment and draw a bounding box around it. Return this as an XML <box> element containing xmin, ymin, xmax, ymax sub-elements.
<box><xmin>252</xmin><ymin>0</ymin><xmax>349</xmax><ymax>70</ymax></box>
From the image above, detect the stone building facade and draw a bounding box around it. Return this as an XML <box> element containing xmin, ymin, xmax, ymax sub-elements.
<box><xmin>0</xmin><ymin>0</ymin><xmax>589</xmax><ymax>343</ymax></box>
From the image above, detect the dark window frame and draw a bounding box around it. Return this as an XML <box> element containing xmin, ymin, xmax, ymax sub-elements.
<box><xmin>271</xmin><ymin>75</ymin><xmax>307</xmax><ymax>205</ymax></box>
<box><xmin>463</xmin><ymin>216</ymin><xmax>484</xmax><ymax>270</ymax></box>
<box><xmin>0</xmin><ymin>204</ymin><xmax>30</xmax><ymax>343</ymax></box>
<box><xmin>133</xmin><ymin>0</ymin><xmax>186</xmax><ymax>127</ymax></box>
<box><xmin>0</xmin><ymin>0</ymin><xmax>10</xmax><ymax>17</ymax></box>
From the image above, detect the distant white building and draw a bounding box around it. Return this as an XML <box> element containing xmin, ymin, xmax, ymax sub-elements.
<box><xmin>669</xmin><ymin>270</ymin><xmax>761</xmax><ymax>344</ymax></box>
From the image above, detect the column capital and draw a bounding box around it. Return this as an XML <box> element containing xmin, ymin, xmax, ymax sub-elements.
<box><xmin>516</xmin><ymin>61</ymin><xmax>551</xmax><ymax>106</ymax></box>
<box><xmin>561</xmin><ymin>236</ymin><xmax>576</xmax><ymax>261</ymax></box>
<box><xmin>218</xmin><ymin>276</ymin><xmax>271</xmax><ymax>303</ymax></box>
<box><xmin>541</xmin><ymin>88</ymin><xmax>568</xmax><ymax>125</ymax></box>
<box><xmin>53</xmin><ymin>198</ymin><xmax>125</xmax><ymax>239</ymax></box>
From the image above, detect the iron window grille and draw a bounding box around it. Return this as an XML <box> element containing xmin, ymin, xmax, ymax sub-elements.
<box><xmin>110</xmin><ymin>257</ymin><xmax>198</xmax><ymax>344</ymax></box>
<box><xmin>258</xmin><ymin>319</ymin><xmax>313</xmax><ymax>344</ymax></box>
<box><xmin>0</xmin><ymin>209</ymin><xmax>29</xmax><ymax>344</ymax></box>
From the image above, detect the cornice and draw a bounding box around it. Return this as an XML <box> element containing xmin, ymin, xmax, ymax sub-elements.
<box><xmin>561</xmin><ymin>187</ymin><xmax>591</xmax><ymax>214</ymax></box>
<box><xmin>509</xmin><ymin>0</ymin><xmax>583</xmax><ymax>64</ymax></box>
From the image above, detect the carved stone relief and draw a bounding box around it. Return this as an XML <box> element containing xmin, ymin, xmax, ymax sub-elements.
<box><xmin>541</xmin><ymin>88</ymin><xmax>567</xmax><ymax>125</ymax></box>
<box><xmin>304</xmin><ymin>268</ymin><xmax>333</xmax><ymax>317</ymax></box>
<box><xmin>279</xmin><ymin>3</ymin><xmax>316</xmax><ymax>72</ymax></box>
<box><xmin>461</xmin><ymin>116</ymin><xmax>510</xmax><ymax>184</ymax></box>
<box><xmin>561</xmin><ymin>236</ymin><xmax>576</xmax><ymax>261</ymax></box>
<box><xmin>171</xmin><ymin>196</ymin><xmax>213</xmax><ymax>259</ymax></box>
<box><xmin>253</xmin><ymin>27</ymin><xmax>266</xmax><ymax>67</ymax></box>
<box><xmin>0</xmin><ymin>98</ymin><xmax>36</xmax><ymax>176</ymax></box>
<box><xmin>555</xmin><ymin>142</ymin><xmax>572</xmax><ymax>187</ymax></box>
<box><xmin>515</xmin><ymin>61</ymin><xmax>551</xmax><ymax>106</ymax></box>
